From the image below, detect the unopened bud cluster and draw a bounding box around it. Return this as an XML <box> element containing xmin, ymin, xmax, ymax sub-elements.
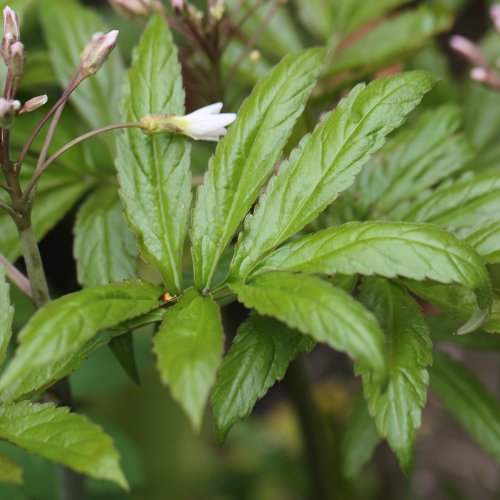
<box><xmin>449</xmin><ymin>4</ymin><xmax>500</xmax><ymax>91</ymax></box>
<box><xmin>0</xmin><ymin>7</ymin><xmax>24</xmax><ymax>80</ymax></box>
<box><xmin>80</xmin><ymin>30</ymin><xmax>119</xmax><ymax>77</ymax></box>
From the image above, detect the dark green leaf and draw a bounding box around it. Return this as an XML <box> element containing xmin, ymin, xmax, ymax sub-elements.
<box><xmin>229</xmin><ymin>272</ymin><xmax>387</xmax><ymax>378</ymax></box>
<box><xmin>74</xmin><ymin>185</ymin><xmax>137</xmax><ymax>288</ymax></box>
<box><xmin>0</xmin><ymin>266</ymin><xmax>13</xmax><ymax>366</ymax></box>
<box><xmin>212</xmin><ymin>314</ymin><xmax>313</xmax><ymax>443</ymax></box>
<box><xmin>231</xmin><ymin>71</ymin><xmax>437</xmax><ymax>279</ymax></box>
<box><xmin>109</xmin><ymin>332</ymin><xmax>140</xmax><ymax>385</ymax></box>
<box><xmin>0</xmin><ymin>401</ymin><xmax>128</xmax><ymax>488</ymax></box>
<box><xmin>153</xmin><ymin>288</ymin><xmax>224</xmax><ymax>431</ymax></box>
<box><xmin>0</xmin><ymin>280</ymin><xmax>161</xmax><ymax>400</ymax></box>
<box><xmin>191</xmin><ymin>48</ymin><xmax>325</xmax><ymax>289</ymax></box>
<box><xmin>0</xmin><ymin>452</ymin><xmax>22</xmax><ymax>485</ymax></box>
<box><xmin>116</xmin><ymin>15</ymin><xmax>191</xmax><ymax>294</ymax></box>
<box><xmin>358</xmin><ymin>278</ymin><xmax>432</xmax><ymax>471</ymax></box>
<box><xmin>254</xmin><ymin>221</ymin><xmax>492</xmax><ymax>316</ymax></box>
<box><xmin>430</xmin><ymin>350</ymin><xmax>500</xmax><ymax>463</ymax></box>
<box><xmin>341</xmin><ymin>393</ymin><xmax>380</xmax><ymax>478</ymax></box>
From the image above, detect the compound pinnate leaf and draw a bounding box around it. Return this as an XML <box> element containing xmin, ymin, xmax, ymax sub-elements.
<box><xmin>0</xmin><ymin>401</ymin><xmax>128</xmax><ymax>488</ymax></box>
<box><xmin>212</xmin><ymin>314</ymin><xmax>313</xmax><ymax>443</ymax></box>
<box><xmin>191</xmin><ymin>48</ymin><xmax>325</xmax><ymax>289</ymax></box>
<box><xmin>231</xmin><ymin>71</ymin><xmax>437</xmax><ymax>279</ymax></box>
<box><xmin>0</xmin><ymin>281</ymin><xmax>161</xmax><ymax>400</ymax></box>
<box><xmin>116</xmin><ymin>15</ymin><xmax>191</xmax><ymax>293</ymax></box>
<box><xmin>153</xmin><ymin>288</ymin><xmax>224</xmax><ymax>431</ymax></box>
<box><xmin>230</xmin><ymin>272</ymin><xmax>387</xmax><ymax>378</ymax></box>
<box><xmin>430</xmin><ymin>350</ymin><xmax>500</xmax><ymax>463</ymax></box>
<box><xmin>358</xmin><ymin>278</ymin><xmax>432</xmax><ymax>471</ymax></box>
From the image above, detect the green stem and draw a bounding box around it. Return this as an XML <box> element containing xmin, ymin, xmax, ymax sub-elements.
<box><xmin>285</xmin><ymin>357</ymin><xmax>336</xmax><ymax>500</ymax></box>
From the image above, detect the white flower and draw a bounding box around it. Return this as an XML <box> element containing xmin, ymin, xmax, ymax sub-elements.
<box><xmin>140</xmin><ymin>102</ymin><xmax>237</xmax><ymax>142</ymax></box>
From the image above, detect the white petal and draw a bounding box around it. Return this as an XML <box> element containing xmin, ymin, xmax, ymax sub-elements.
<box><xmin>187</xmin><ymin>102</ymin><xmax>223</xmax><ymax>118</ymax></box>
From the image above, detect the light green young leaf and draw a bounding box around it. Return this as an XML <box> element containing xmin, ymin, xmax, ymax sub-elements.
<box><xmin>0</xmin><ymin>452</ymin><xmax>22</xmax><ymax>485</ymax></box>
<box><xmin>402</xmin><ymin>173</ymin><xmax>500</xmax><ymax>229</ymax></box>
<box><xmin>254</xmin><ymin>221</ymin><xmax>492</xmax><ymax>314</ymax></box>
<box><xmin>0</xmin><ymin>266</ymin><xmax>13</xmax><ymax>366</ymax></box>
<box><xmin>116</xmin><ymin>15</ymin><xmax>191</xmax><ymax>294</ymax></box>
<box><xmin>153</xmin><ymin>288</ymin><xmax>224</xmax><ymax>431</ymax></box>
<box><xmin>430</xmin><ymin>350</ymin><xmax>500</xmax><ymax>463</ymax></box>
<box><xmin>74</xmin><ymin>185</ymin><xmax>137</xmax><ymax>288</ymax></box>
<box><xmin>0</xmin><ymin>280</ymin><xmax>162</xmax><ymax>400</ymax></box>
<box><xmin>191</xmin><ymin>48</ymin><xmax>325</xmax><ymax>289</ymax></box>
<box><xmin>352</xmin><ymin>105</ymin><xmax>473</xmax><ymax>216</ymax></box>
<box><xmin>358</xmin><ymin>278</ymin><xmax>432</xmax><ymax>471</ymax></box>
<box><xmin>459</xmin><ymin>222</ymin><xmax>500</xmax><ymax>264</ymax></box>
<box><xmin>341</xmin><ymin>393</ymin><xmax>380</xmax><ymax>478</ymax></box>
<box><xmin>324</xmin><ymin>5</ymin><xmax>452</xmax><ymax>77</ymax></box>
<box><xmin>229</xmin><ymin>272</ymin><xmax>387</xmax><ymax>378</ymax></box>
<box><xmin>0</xmin><ymin>401</ymin><xmax>128</xmax><ymax>488</ymax></box>
<box><xmin>39</xmin><ymin>0</ymin><xmax>123</xmax><ymax>153</ymax></box>
<box><xmin>231</xmin><ymin>71</ymin><xmax>437</xmax><ymax>279</ymax></box>
<box><xmin>0</xmin><ymin>164</ymin><xmax>91</xmax><ymax>260</ymax></box>
<box><xmin>212</xmin><ymin>314</ymin><xmax>314</xmax><ymax>444</ymax></box>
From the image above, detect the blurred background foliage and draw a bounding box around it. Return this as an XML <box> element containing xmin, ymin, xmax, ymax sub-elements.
<box><xmin>0</xmin><ymin>0</ymin><xmax>499</xmax><ymax>498</ymax></box>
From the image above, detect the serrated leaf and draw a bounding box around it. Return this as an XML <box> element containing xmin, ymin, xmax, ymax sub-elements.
<box><xmin>0</xmin><ymin>401</ymin><xmax>128</xmax><ymax>488</ymax></box>
<box><xmin>191</xmin><ymin>48</ymin><xmax>325</xmax><ymax>289</ymax></box>
<box><xmin>153</xmin><ymin>288</ymin><xmax>224</xmax><ymax>431</ymax></box>
<box><xmin>229</xmin><ymin>272</ymin><xmax>387</xmax><ymax>378</ymax></box>
<box><xmin>341</xmin><ymin>393</ymin><xmax>380</xmax><ymax>478</ymax></box>
<box><xmin>231</xmin><ymin>71</ymin><xmax>437</xmax><ymax>279</ymax></box>
<box><xmin>254</xmin><ymin>221</ymin><xmax>492</xmax><ymax>315</ymax></box>
<box><xmin>74</xmin><ymin>185</ymin><xmax>137</xmax><ymax>288</ymax></box>
<box><xmin>0</xmin><ymin>266</ymin><xmax>13</xmax><ymax>366</ymax></box>
<box><xmin>39</xmin><ymin>0</ymin><xmax>123</xmax><ymax>157</ymax></box>
<box><xmin>324</xmin><ymin>5</ymin><xmax>452</xmax><ymax>77</ymax></box>
<box><xmin>351</xmin><ymin>105</ymin><xmax>473</xmax><ymax>217</ymax></box>
<box><xmin>358</xmin><ymin>278</ymin><xmax>432</xmax><ymax>471</ymax></box>
<box><xmin>0</xmin><ymin>452</ymin><xmax>22</xmax><ymax>485</ymax></box>
<box><xmin>402</xmin><ymin>173</ymin><xmax>500</xmax><ymax>229</ymax></box>
<box><xmin>460</xmin><ymin>222</ymin><xmax>500</xmax><ymax>264</ymax></box>
<box><xmin>212</xmin><ymin>314</ymin><xmax>313</xmax><ymax>443</ymax></box>
<box><xmin>116</xmin><ymin>15</ymin><xmax>191</xmax><ymax>294</ymax></box>
<box><xmin>430</xmin><ymin>350</ymin><xmax>500</xmax><ymax>463</ymax></box>
<box><xmin>0</xmin><ymin>280</ymin><xmax>162</xmax><ymax>400</ymax></box>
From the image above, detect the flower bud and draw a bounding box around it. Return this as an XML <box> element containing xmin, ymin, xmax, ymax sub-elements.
<box><xmin>80</xmin><ymin>30</ymin><xmax>119</xmax><ymax>77</ymax></box>
<box><xmin>491</xmin><ymin>4</ymin><xmax>500</xmax><ymax>32</ymax></box>
<box><xmin>449</xmin><ymin>36</ymin><xmax>488</xmax><ymax>67</ymax></box>
<box><xmin>8</xmin><ymin>40</ymin><xmax>24</xmax><ymax>79</ymax></box>
<box><xmin>171</xmin><ymin>0</ymin><xmax>184</xmax><ymax>11</ymax></box>
<box><xmin>139</xmin><ymin>102</ymin><xmax>237</xmax><ymax>142</ymax></box>
<box><xmin>0</xmin><ymin>97</ymin><xmax>20</xmax><ymax>128</ymax></box>
<box><xmin>2</xmin><ymin>7</ymin><xmax>19</xmax><ymax>43</ymax></box>
<box><xmin>19</xmin><ymin>94</ymin><xmax>48</xmax><ymax>114</ymax></box>
<box><xmin>249</xmin><ymin>50</ymin><xmax>261</xmax><ymax>64</ymax></box>
<box><xmin>109</xmin><ymin>0</ymin><xmax>163</xmax><ymax>18</ymax></box>
<box><xmin>209</xmin><ymin>0</ymin><xmax>225</xmax><ymax>22</ymax></box>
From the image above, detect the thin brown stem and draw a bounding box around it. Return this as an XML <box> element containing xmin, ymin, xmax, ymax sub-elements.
<box><xmin>0</xmin><ymin>253</ymin><xmax>32</xmax><ymax>299</ymax></box>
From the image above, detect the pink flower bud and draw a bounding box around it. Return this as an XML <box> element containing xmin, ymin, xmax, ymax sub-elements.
<box><xmin>19</xmin><ymin>95</ymin><xmax>48</xmax><ymax>114</ymax></box>
<box><xmin>449</xmin><ymin>35</ymin><xmax>488</xmax><ymax>67</ymax></box>
<box><xmin>491</xmin><ymin>4</ymin><xmax>500</xmax><ymax>32</ymax></box>
<box><xmin>80</xmin><ymin>30</ymin><xmax>119</xmax><ymax>77</ymax></box>
<box><xmin>8</xmin><ymin>40</ymin><xmax>24</xmax><ymax>78</ymax></box>
<box><xmin>171</xmin><ymin>0</ymin><xmax>184</xmax><ymax>11</ymax></box>
<box><xmin>109</xmin><ymin>0</ymin><xmax>163</xmax><ymax>18</ymax></box>
<box><xmin>2</xmin><ymin>7</ymin><xmax>19</xmax><ymax>43</ymax></box>
<box><xmin>0</xmin><ymin>97</ymin><xmax>20</xmax><ymax>127</ymax></box>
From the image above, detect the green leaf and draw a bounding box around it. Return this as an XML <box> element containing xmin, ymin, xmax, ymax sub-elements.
<box><xmin>358</xmin><ymin>278</ymin><xmax>432</xmax><ymax>471</ymax></box>
<box><xmin>0</xmin><ymin>266</ymin><xmax>13</xmax><ymax>366</ymax></box>
<box><xmin>0</xmin><ymin>452</ymin><xmax>22</xmax><ymax>485</ymax></box>
<box><xmin>460</xmin><ymin>222</ymin><xmax>500</xmax><ymax>264</ymax></box>
<box><xmin>191</xmin><ymin>48</ymin><xmax>325</xmax><ymax>289</ymax></box>
<box><xmin>430</xmin><ymin>350</ymin><xmax>500</xmax><ymax>463</ymax></box>
<box><xmin>229</xmin><ymin>272</ymin><xmax>387</xmax><ymax>377</ymax></box>
<box><xmin>39</xmin><ymin>0</ymin><xmax>123</xmax><ymax>149</ymax></box>
<box><xmin>0</xmin><ymin>165</ymin><xmax>91</xmax><ymax>261</ymax></box>
<box><xmin>116</xmin><ymin>15</ymin><xmax>191</xmax><ymax>294</ymax></box>
<box><xmin>231</xmin><ymin>71</ymin><xmax>437</xmax><ymax>279</ymax></box>
<box><xmin>254</xmin><ymin>221</ymin><xmax>492</xmax><ymax>314</ymax></box>
<box><xmin>212</xmin><ymin>314</ymin><xmax>313</xmax><ymax>444</ymax></box>
<box><xmin>74</xmin><ymin>185</ymin><xmax>137</xmax><ymax>288</ymax></box>
<box><xmin>402</xmin><ymin>173</ymin><xmax>500</xmax><ymax>229</ymax></box>
<box><xmin>109</xmin><ymin>332</ymin><xmax>140</xmax><ymax>385</ymax></box>
<box><xmin>351</xmin><ymin>105</ymin><xmax>473</xmax><ymax>217</ymax></box>
<box><xmin>341</xmin><ymin>393</ymin><xmax>380</xmax><ymax>478</ymax></box>
<box><xmin>153</xmin><ymin>288</ymin><xmax>224</xmax><ymax>431</ymax></box>
<box><xmin>0</xmin><ymin>401</ymin><xmax>128</xmax><ymax>488</ymax></box>
<box><xmin>324</xmin><ymin>5</ymin><xmax>452</xmax><ymax>77</ymax></box>
<box><xmin>0</xmin><ymin>280</ymin><xmax>162</xmax><ymax>400</ymax></box>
